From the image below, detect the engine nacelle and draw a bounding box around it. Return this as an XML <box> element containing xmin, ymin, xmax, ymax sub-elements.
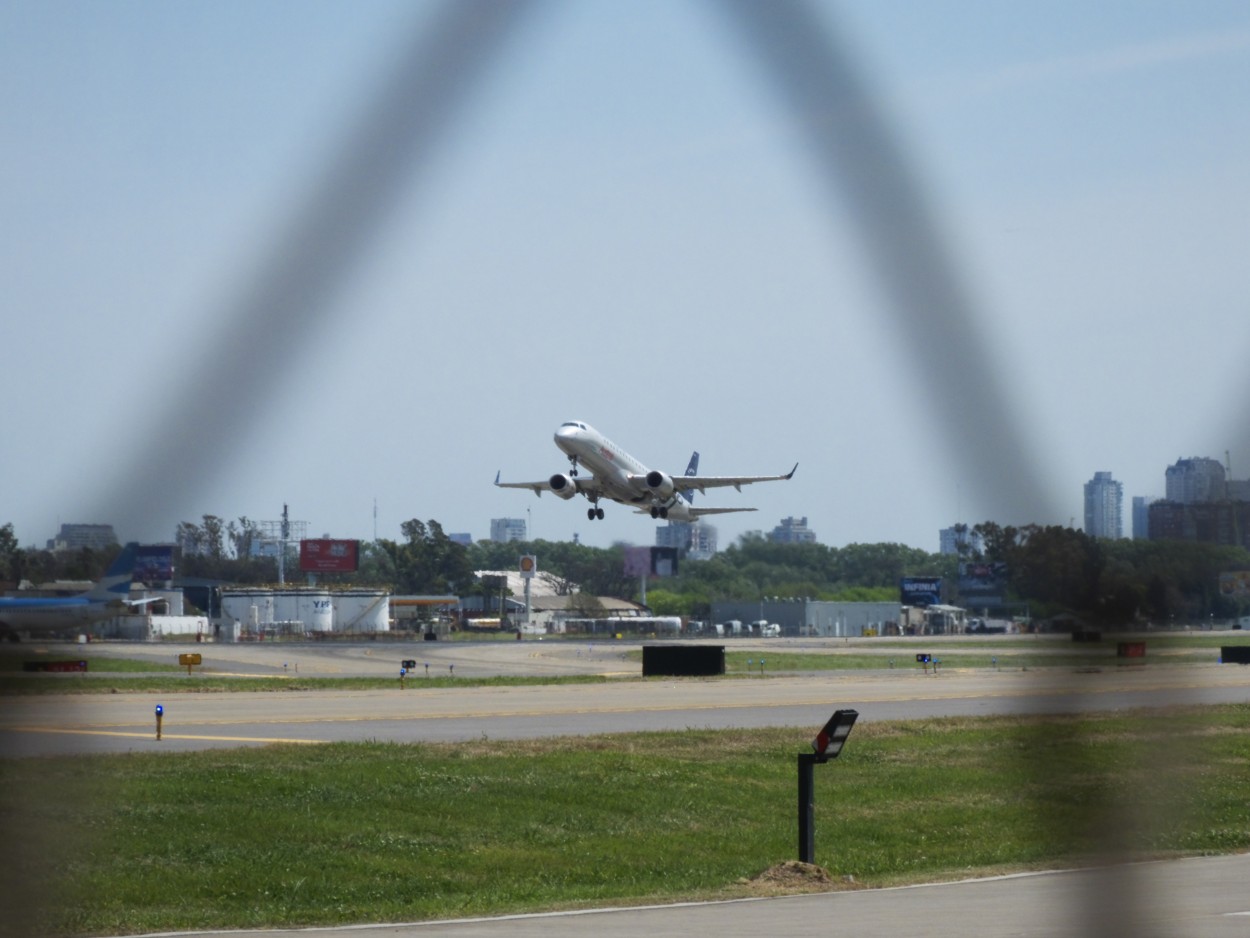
<box><xmin>547</xmin><ymin>473</ymin><xmax>579</xmax><ymax>500</ymax></box>
<box><xmin>645</xmin><ymin>470</ymin><xmax>676</xmax><ymax>500</ymax></box>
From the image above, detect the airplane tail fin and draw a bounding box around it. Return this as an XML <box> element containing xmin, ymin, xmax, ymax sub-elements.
<box><xmin>86</xmin><ymin>542</ymin><xmax>139</xmax><ymax>600</ymax></box>
<box><xmin>682</xmin><ymin>451</ymin><xmax>699</xmax><ymax>504</ymax></box>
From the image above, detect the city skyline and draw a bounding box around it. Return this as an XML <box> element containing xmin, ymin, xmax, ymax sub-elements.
<box><xmin>4</xmin><ymin>3</ymin><xmax>1248</xmax><ymax>554</ymax></box>
<box><xmin>18</xmin><ymin>442</ymin><xmax>1250</xmax><ymax>557</ymax></box>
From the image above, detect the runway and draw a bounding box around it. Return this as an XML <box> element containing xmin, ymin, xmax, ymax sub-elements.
<box><xmin>4</xmin><ymin>640</ymin><xmax>1249</xmax><ymax>756</ymax></box>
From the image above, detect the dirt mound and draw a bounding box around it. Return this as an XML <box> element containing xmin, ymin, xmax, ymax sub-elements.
<box><xmin>740</xmin><ymin>860</ymin><xmax>852</xmax><ymax>896</ymax></box>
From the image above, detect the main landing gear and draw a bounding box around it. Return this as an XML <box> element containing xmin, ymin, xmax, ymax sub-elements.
<box><xmin>650</xmin><ymin>506</ymin><xmax>669</xmax><ymax>519</ymax></box>
<box><xmin>586</xmin><ymin>494</ymin><xmax>604</xmax><ymax>520</ymax></box>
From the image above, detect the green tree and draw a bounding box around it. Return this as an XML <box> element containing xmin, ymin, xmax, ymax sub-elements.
<box><xmin>1011</xmin><ymin>525</ymin><xmax>1103</xmax><ymax>612</ymax></box>
<box><xmin>392</xmin><ymin>519</ymin><xmax>474</xmax><ymax>594</ymax></box>
<box><xmin>229</xmin><ymin>517</ymin><xmax>261</xmax><ymax>560</ymax></box>
<box><xmin>0</xmin><ymin>523</ymin><xmax>18</xmax><ymax>583</ymax></box>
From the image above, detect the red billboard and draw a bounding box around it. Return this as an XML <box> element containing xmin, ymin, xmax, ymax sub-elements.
<box><xmin>299</xmin><ymin>539</ymin><xmax>360</xmax><ymax>573</ymax></box>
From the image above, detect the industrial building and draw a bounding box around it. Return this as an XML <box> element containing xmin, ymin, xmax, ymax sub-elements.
<box><xmin>711</xmin><ymin>598</ymin><xmax>900</xmax><ymax>637</ymax></box>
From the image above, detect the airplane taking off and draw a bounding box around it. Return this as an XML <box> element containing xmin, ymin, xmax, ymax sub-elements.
<box><xmin>0</xmin><ymin>542</ymin><xmax>144</xmax><ymax>640</ymax></box>
<box><xmin>495</xmin><ymin>421</ymin><xmax>797</xmax><ymax>522</ymax></box>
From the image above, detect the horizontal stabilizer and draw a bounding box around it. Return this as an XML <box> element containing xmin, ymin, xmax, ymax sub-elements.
<box><xmin>635</xmin><ymin>506</ymin><xmax>757</xmax><ymax>518</ymax></box>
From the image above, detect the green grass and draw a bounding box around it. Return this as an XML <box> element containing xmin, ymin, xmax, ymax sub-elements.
<box><xmin>720</xmin><ymin>646</ymin><xmax>1223</xmax><ymax>673</ymax></box>
<box><xmin>2</xmin><ymin>705</ymin><xmax>1248</xmax><ymax>937</ymax></box>
<box><xmin>0</xmin><ymin>655</ymin><xmax>182</xmax><ymax>674</ymax></box>
<box><xmin>720</xmin><ymin>650</ymin><xmax>1124</xmax><ymax>672</ymax></box>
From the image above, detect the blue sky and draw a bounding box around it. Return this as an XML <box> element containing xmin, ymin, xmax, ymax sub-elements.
<box><xmin>3</xmin><ymin>1</ymin><xmax>1249</xmax><ymax>554</ymax></box>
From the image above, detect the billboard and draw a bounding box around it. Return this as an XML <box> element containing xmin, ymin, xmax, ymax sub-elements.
<box><xmin>958</xmin><ymin>561</ymin><xmax>1009</xmax><ymax>606</ymax></box>
<box><xmin>623</xmin><ymin>546</ymin><xmax>680</xmax><ymax>577</ymax></box>
<box><xmin>299</xmin><ymin>539</ymin><xmax>360</xmax><ymax>573</ymax></box>
<box><xmin>623</xmin><ymin>547</ymin><xmax>651</xmax><ymax>577</ymax></box>
<box><xmin>1219</xmin><ymin>571</ymin><xmax>1250</xmax><ymax>598</ymax></box>
<box><xmin>900</xmin><ymin>576</ymin><xmax>942</xmax><ymax>607</ymax></box>
<box><xmin>133</xmin><ymin>544</ymin><xmax>174</xmax><ymax>584</ymax></box>
<box><xmin>652</xmin><ymin>546</ymin><xmax>679</xmax><ymax>577</ymax></box>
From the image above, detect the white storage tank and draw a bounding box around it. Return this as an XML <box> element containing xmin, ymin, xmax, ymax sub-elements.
<box><xmin>272</xmin><ymin>590</ymin><xmax>333</xmax><ymax>632</ymax></box>
<box><xmin>216</xmin><ymin>619</ymin><xmax>241</xmax><ymax>642</ymax></box>
<box><xmin>333</xmin><ymin>590</ymin><xmax>390</xmax><ymax>633</ymax></box>
<box><xmin>220</xmin><ymin>589</ymin><xmax>273</xmax><ymax>631</ymax></box>
<box><xmin>300</xmin><ymin>590</ymin><xmax>333</xmax><ymax>632</ymax></box>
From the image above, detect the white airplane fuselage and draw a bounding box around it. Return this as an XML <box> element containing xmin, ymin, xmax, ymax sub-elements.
<box><xmin>0</xmin><ymin>596</ymin><xmax>118</xmax><ymax>632</ymax></box>
<box><xmin>0</xmin><ymin>543</ymin><xmax>140</xmax><ymax>639</ymax></box>
<box><xmin>554</xmin><ymin>422</ymin><xmax>649</xmax><ymax>505</ymax></box>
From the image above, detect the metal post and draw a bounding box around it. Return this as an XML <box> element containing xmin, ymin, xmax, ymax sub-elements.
<box><xmin>798</xmin><ymin>752</ymin><xmax>819</xmax><ymax>863</ymax></box>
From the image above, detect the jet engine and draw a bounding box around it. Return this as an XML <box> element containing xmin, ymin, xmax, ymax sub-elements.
<box><xmin>547</xmin><ymin>473</ymin><xmax>579</xmax><ymax>500</ymax></box>
<box><xmin>645</xmin><ymin>470</ymin><xmax>676</xmax><ymax>500</ymax></box>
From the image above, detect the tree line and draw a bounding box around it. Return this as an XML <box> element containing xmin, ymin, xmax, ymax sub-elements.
<box><xmin>4</xmin><ymin>518</ymin><xmax>1248</xmax><ymax>626</ymax></box>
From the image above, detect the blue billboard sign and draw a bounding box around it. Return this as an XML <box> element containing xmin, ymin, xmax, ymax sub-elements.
<box><xmin>900</xmin><ymin>576</ymin><xmax>942</xmax><ymax>607</ymax></box>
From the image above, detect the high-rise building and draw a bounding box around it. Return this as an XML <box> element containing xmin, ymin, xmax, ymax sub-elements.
<box><xmin>1131</xmin><ymin>496</ymin><xmax>1159</xmax><ymax>540</ymax></box>
<box><xmin>769</xmin><ymin>516</ymin><xmax>817</xmax><ymax>544</ymax></box>
<box><xmin>489</xmin><ymin>518</ymin><xmax>527</xmax><ymax>542</ymax></box>
<box><xmin>656</xmin><ymin>521</ymin><xmax>717</xmax><ymax>560</ymax></box>
<box><xmin>1165</xmin><ymin>457</ymin><xmax>1226</xmax><ymax>504</ymax></box>
<box><xmin>45</xmin><ymin>523</ymin><xmax>118</xmax><ymax>553</ymax></box>
<box><xmin>939</xmin><ymin>525</ymin><xmax>983</xmax><ymax>556</ymax></box>
<box><xmin>1148</xmin><ymin>500</ymin><xmax>1250</xmax><ymax>550</ymax></box>
<box><xmin>1083</xmin><ymin>471</ymin><xmax>1123</xmax><ymax>539</ymax></box>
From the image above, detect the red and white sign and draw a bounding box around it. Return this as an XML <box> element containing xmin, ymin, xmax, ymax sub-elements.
<box><xmin>299</xmin><ymin>539</ymin><xmax>360</xmax><ymax>573</ymax></box>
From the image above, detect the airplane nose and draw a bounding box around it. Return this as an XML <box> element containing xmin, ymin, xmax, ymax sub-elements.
<box><xmin>554</xmin><ymin>423</ymin><xmax>582</xmax><ymax>455</ymax></box>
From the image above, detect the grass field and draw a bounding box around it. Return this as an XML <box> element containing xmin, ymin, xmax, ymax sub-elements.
<box><xmin>2</xmin><ymin>705</ymin><xmax>1248</xmax><ymax>937</ymax></box>
<box><xmin>0</xmin><ymin>655</ymin><xmax>182</xmax><ymax>674</ymax></box>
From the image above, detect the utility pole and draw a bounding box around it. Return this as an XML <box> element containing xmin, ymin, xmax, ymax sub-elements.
<box><xmin>278</xmin><ymin>503</ymin><xmax>289</xmax><ymax>585</ymax></box>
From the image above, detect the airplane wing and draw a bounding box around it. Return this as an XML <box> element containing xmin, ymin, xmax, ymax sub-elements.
<box><xmin>670</xmin><ymin>463</ymin><xmax>798</xmax><ymax>496</ymax></box>
<box><xmin>494</xmin><ymin>471</ymin><xmax>605</xmax><ymax>497</ymax></box>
